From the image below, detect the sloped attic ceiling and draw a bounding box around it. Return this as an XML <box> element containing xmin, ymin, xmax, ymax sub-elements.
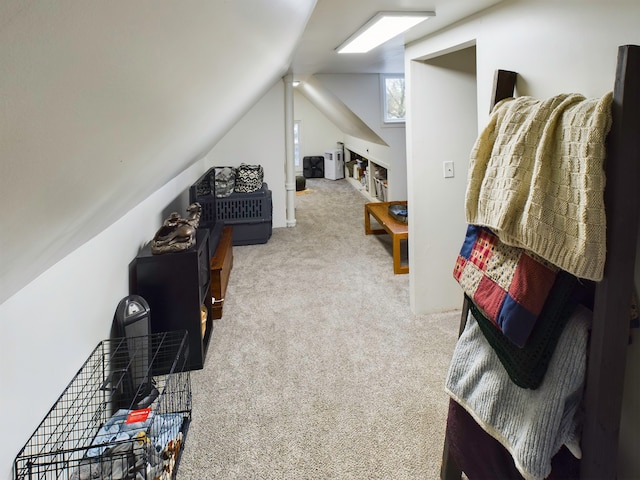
<box><xmin>296</xmin><ymin>76</ymin><xmax>387</xmax><ymax>146</ymax></box>
<box><xmin>0</xmin><ymin>1</ymin><xmax>316</xmax><ymax>304</ymax></box>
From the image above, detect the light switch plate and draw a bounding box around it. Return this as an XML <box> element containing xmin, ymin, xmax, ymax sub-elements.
<box><xmin>443</xmin><ymin>161</ymin><xmax>454</xmax><ymax>178</ymax></box>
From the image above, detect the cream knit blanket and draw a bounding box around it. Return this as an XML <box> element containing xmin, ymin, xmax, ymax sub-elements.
<box><xmin>465</xmin><ymin>92</ymin><xmax>613</xmax><ymax>281</ymax></box>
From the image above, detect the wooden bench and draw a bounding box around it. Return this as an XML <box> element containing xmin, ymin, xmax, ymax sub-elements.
<box><xmin>364</xmin><ymin>201</ymin><xmax>408</xmax><ymax>274</ymax></box>
<box><xmin>210</xmin><ymin>226</ymin><xmax>233</xmax><ymax>319</ymax></box>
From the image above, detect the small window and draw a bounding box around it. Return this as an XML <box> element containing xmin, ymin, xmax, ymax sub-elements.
<box><xmin>294</xmin><ymin>120</ymin><xmax>301</xmax><ymax>169</ymax></box>
<box><xmin>382</xmin><ymin>74</ymin><xmax>406</xmax><ymax>124</ymax></box>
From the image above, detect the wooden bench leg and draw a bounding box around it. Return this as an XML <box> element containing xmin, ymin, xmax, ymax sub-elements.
<box><xmin>364</xmin><ymin>204</ymin><xmax>372</xmax><ymax>234</ymax></box>
<box><xmin>364</xmin><ymin>205</ymin><xmax>386</xmax><ymax>235</ymax></box>
<box><xmin>393</xmin><ymin>234</ymin><xmax>401</xmax><ymax>273</ymax></box>
<box><xmin>393</xmin><ymin>235</ymin><xmax>409</xmax><ymax>274</ymax></box>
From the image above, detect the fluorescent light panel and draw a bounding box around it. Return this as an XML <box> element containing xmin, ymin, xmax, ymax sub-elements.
<box><xmin>337</xmin><ymin>12</ymin><xmax>434</xmax><ymax>54</ymax></box>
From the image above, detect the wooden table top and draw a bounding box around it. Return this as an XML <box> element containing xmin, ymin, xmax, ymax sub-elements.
<box><xmin>365</xmin><ymin>201</ymin><xmax>408</xmax><ymax>236</ymax></box>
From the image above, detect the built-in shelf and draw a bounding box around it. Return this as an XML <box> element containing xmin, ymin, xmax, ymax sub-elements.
<box><xmin>344</xmin><ymin>148</ymin><xmax>389</xmax><ymax>202</ymax></box>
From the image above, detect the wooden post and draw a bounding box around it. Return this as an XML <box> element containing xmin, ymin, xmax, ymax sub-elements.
<box><xmin>580</xmin><ymin>44</ymin><xmax>640</xmax><ymax>480</ymax></box>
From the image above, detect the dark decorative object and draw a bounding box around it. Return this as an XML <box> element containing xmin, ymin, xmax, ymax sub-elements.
<box><xmin>151</xmin><ymin>203</ymin><xmax>202</xmax><ymax>254</ymax></box>
<box><xmin>388</xmin><ymin>203</ymin><xmax>408</xmax><ymax>224</ymax></box>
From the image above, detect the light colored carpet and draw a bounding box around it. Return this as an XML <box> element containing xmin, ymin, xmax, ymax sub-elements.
<box><xmin>178</xmin><ymin>178</ymin><xmax>461</xmax><ymax>479</ymax></box>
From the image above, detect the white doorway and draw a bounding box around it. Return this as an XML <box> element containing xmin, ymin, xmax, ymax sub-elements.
<box><xmin>407</xmin><ymin>44</ymin><xmax>479</xmax><ymax>313</ymax></box>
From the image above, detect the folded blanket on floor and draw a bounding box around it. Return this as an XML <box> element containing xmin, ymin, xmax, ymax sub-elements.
<box><xmin>465</xmin><ymin>92</ymin><xmax>612</xmax><ymax>281</ymax></box>
<box><xmin>445</xmin><ymin>305</ymin><xmax>590</xmax><ymax>480</ymax></box>
<box><xmin>72</xmin><ymin>408</ymin><xmax>184</xmax><ymax>480</ymax></box>
<box><xmin>87</xmin><ymin>409</ymin><xmax>183</xmax><ymax>458</ymax></box>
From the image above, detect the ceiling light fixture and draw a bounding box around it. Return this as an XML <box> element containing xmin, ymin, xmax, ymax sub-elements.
<box><xmin>336</xmin><ymin>11</ymin><xmax>435</xmax><ymax>54</ymax></box>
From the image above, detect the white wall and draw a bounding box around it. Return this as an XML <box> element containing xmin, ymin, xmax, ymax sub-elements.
<box><xmin>294</xmin><ymin>89</ymin><xmax>345</xmax><ymax>163</ymax></box>
<box><xmin>405</xmin><ymin>0</ymin><xmax>640</xmax><ymax>309</ymax></box>
<box><xmin>315</xmin><ymin>74</ymin><xmax>408</xmax><ymax>200</ymax></box>
<box><xmin>203</xmin><ymin>80</ymin><xmax>288</xmax><ymax>229</ymax></box>
<box><xmin>406</xmin><ymin>46</ymin><xmax>478</xmax><ymax>313</ymax></box>
<box><xmin>405</xmin><ymin>0</ymin><xmax>640</xmax><ymax>477</ymax></box>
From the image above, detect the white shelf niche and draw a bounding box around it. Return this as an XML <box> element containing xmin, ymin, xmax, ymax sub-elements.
<box><xmin>344</xmin><ymin>148</ymin><xmax>389</xmax><ymax>202</ymax></box>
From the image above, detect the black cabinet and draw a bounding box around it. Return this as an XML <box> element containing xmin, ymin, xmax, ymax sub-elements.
<box><xmin>134</xmin><ymin>229</ymin><xmax>212</xmax><ymax>370</ymax></box>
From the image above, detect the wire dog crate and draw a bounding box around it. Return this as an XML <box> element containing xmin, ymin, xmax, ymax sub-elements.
<box><xmin>14</xmin><ymin>331</ymin><xmax>192</xmax><ymax>480</ymax></box>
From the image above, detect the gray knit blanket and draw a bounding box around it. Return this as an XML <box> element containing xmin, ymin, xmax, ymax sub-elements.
<box><xmin>465</xmin><ymin>92</ymin><xmax>612</xmax><ymax>281</ymax></box>
<box><xmin>445</xmin><ymin>306</ymin><xmax>590</xmax><ymax>480</ymax></box>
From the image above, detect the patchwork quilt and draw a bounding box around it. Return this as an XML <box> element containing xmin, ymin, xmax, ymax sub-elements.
<box><xmin>453</xmin><ymin>225</ymin><xmax>559</xmax><ymax>347</ymax></box>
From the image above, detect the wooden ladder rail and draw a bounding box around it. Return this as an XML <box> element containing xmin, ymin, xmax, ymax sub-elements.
<box><xmin>440</xmin><ymin>68</ymin><xmax>517</xmax><ymax>480</ymax></box>
<box><xmin>580</xmin><ymin>44</ymin><xmax>640</xmax><ymax>480</ymax></box>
